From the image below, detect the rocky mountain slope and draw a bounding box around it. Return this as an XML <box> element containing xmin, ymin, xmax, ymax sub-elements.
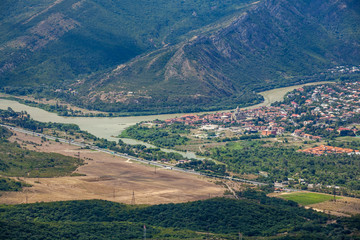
<box><xmin>1</xmin><ymin>0</ymin><xmax>360</xmax><ymax>114</ymax></box>
<box><xmin>0</xmin><ymin>0</ymin><xmax>253</xmax><ymax>87</ymax></box>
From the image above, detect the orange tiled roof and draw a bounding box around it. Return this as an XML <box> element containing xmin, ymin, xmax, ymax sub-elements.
<box><xmin>298</xmin><ymin>145</ymin><xmax>359</xmax><ymax>155</ymax></box>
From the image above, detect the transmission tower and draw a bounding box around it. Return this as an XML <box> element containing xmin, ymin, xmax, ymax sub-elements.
<box><xmin>143</xmin><ymin>225</ymin><xmax>147</xmax><ymax>240</ymax></box>
<box><xmin>131</xmin><ymin>191</ymin><xmax>135</xmax><ymax>205</ymax></box>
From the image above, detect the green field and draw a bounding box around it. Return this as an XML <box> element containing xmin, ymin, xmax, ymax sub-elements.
<box><xmin>279</xmin><ymin>192</ymin><xmax>341</xmax><ymax>206</ymax></box>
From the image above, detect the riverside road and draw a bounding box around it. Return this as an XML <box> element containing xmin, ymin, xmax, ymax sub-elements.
<box><xmin>0</xmin><ymin>123</ymin><xmax>268</xmax><ymax>186</ymax></box>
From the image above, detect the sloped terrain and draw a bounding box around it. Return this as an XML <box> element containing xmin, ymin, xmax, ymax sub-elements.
<box><xmin>78</xmin><ymin>0</ymin><xmax>360</xmax><ymax>113</ymax></box>
<box><xmin>1</xmin><ymin>0</ymin><xmax>360</xmax><ymax>114</ymax></box>
<box><xmin>0</xmin><ymin>0</ymin><xmax>254</xmax><ymax>87</ymax></box>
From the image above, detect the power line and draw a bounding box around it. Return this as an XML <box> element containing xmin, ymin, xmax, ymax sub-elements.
<box><xmin>131</xmin><ymin>191</ymin><xmax>135</xmax><ymax>205</ymax></box>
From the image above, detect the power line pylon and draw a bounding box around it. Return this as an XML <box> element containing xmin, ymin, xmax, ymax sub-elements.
<box><xmin>131</xmin><ymin>191</ymin><xmax>135</xmax><ymax>205</ymax></box>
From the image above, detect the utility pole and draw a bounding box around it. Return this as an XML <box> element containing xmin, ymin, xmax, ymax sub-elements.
<box><xmin>131</xmin><ymin>191</ymin><xmax>135</xmax><ymax>205</ymax></box>
<box><xmin>143</xmin><ymin>225</ymin><xmax>146</xmax><ymax>240</ymax></box>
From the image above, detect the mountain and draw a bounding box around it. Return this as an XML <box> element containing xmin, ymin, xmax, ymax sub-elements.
<box><xmin>0</xmin><ymin>0</ymin><xmax>254</xmax><ymax>85</ymax></box>
<box><xmin>1</xmin><ymin>0</ymin><xmax>360</xmax><ymax>114</ymax></box>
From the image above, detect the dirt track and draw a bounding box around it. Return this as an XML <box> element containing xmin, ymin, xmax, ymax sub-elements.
<box><xmin>0</xmin><ymin>132</ymin><xmax>225</xmax><ymax>205</ymax></box>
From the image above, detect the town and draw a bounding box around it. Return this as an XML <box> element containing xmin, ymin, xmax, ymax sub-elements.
<box><xmin>126</xmin><ymin>81</ymin><xmax>360</xmax><ymax>194</ymax></box>
<box><xmin>161</xmin><ymin>81</ymin><xmax>360</xmax><ymax>143</ymax></box>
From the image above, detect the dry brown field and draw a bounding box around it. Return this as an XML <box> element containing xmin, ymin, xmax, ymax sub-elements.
<box><xmin>0</xmin><ymin>131</ymin><xmax>225</xmax><ymax>205</ymax></box>
<box><xmin>308</xmin><ymin>196</ymin><xmax>360</xmax><ymax>217</ymax></box>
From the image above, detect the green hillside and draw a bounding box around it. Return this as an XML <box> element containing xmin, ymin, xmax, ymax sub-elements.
<box><xmin>0</xmin><ymin>0</ymin><xmax>255</xmax><ymax>87</ymax></box>
<box><xmin>76</xmin><ymin>0</ymin><xmax>360</xmax><ymax>113</ymax></box>
<box><xmin>0</xmin><ymin>126</ymin><xmax>83</xmax><ymax>178</ymax></box>
<box><xmin>1</xmin><ymin>0</ymin><xmax>360</xmax><ymax>114</ymax></box>
<box><xmin>1</xmin><ymin>192</ymin><xmax>359</xmax><ymax>239</ymax></box>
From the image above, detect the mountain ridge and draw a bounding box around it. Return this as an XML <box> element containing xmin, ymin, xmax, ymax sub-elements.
<box><xmin>1</xmin><ymin>0</ymin><xmax>359</xmax><ymax>114</ymax></box>
<box><xmin>72</xmin><ymin>0</ymin><xmax>360</xmax><ymax>113</ymax></box>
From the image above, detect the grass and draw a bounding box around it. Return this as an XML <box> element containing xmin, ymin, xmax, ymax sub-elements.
<box><xmin>279</xmin><ymin>192</ymin><xmax>341</xmax><ymax>206</ymax></box>
<box><xmin>0</xmin><ymin>140</ymin><xmax>84</xmax><ymax>178</ymax></box>
<box><xmin>336</xmin><ymin>136</ymin><xmax>360</xmax><ymax>142</ymax></box>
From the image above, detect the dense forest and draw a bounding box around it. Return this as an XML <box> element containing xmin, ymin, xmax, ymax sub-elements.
<box><xmin>176</xmin><ymin>159</ymin><xmax>227</xmax><ymax>176</ymax></box>
<box><xmin>1</xmin><ymin>190</ymin><xmax>359</xmax><ymax>239</ymax></box>
<box><xmin>120</xmin><ymin>123</ymin><xmax>192</xmax><ymax>148</ymax></box>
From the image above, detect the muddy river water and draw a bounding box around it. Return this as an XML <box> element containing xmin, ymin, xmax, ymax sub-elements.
<box><xmin>0</xmin><ymin>81</ymin><xmax>333</xmax><ymax>158</ymax></box>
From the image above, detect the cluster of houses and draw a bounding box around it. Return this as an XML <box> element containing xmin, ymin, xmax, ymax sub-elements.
<box><xmin>161</xmin><ymin>81</ymin><xmax>360</xmax><ymax>139</ymax></box>
<box><xmin>292</xmin><ymin>129</ymin><xmax>322</xmax><ymax>140</ymax></box>
<box><xmin>298</xmin><ymin>145</ymin><xmax>360</xmax><ymax>155</ymax></box>
<box><xmin>164</xmin><ymin>106</ymin><xmax>288</xmax><ymax>137</ymax></box>
<box><xmin>288</xmin><ymin>82</ymin><xmax>360</xmax><ymax>138</ymax></box>
<box><xmin>328</xmin><ymin>65</ymin><xmax>360</xmax><ymax>74</ymax></box>
<box><xmin>304</xmin><ymin>82</ymin><xmax>360</xmax><ymax>120</ymax></box>
<box><xmin>274</xmin><ymin>179</ymin><xmax>341</xmax><ymax>192</ymax></box>
<box><xmin>55</xmin><ymin>88</ymin><xmax>78</xmax><ymax>95</ymax></box>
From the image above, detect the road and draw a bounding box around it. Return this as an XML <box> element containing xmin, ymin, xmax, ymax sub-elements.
<box><xmin>0</xmin><ymin>123</ymin><xmax>267</xmax><ymax>186</ymax></box>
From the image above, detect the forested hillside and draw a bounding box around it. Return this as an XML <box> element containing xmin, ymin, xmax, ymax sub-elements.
<box><xmin>1</xmin><ymin>0</ymin><xmax>360</xmax><ymax>114</ymax></box>
<box><xmin>0</xmin><ymin>0</ymin><xmax>255</xmax><ymax>87</ymax></box>
<box><xmin>1</xmin><ymin>192</ymin><xmax>359</xmax><ymax>239</ymax></box>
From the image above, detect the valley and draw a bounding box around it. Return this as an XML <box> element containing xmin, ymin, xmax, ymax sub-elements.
<box><xmin>1</xmin><ymin>0</ymin><xmax>360</xmax><ymax>239</ymax></box>
<box><xmin>2</xmin><ymin>82</ymin><xmax>360</xmax><ymax>210</ymax></box>
<box><xmin>0</xmin><ymin>81</ymin><xmax>333</xmax><ymax>140</ymax></box>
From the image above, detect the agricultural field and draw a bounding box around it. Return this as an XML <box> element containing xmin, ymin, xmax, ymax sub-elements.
<box><xmin>277</xmin><ymin>192</ymin><xmax>340</xmax><ymax>206</ymax></box>
<box><xmin>0</xmin><ymin>130</ymin><xmax>225</xmax><ymax>205</ymax></box>
<box><xmin>271</xmin><ymin>191</ymin><xmax>360</xmax><ymax>217</ymax></box>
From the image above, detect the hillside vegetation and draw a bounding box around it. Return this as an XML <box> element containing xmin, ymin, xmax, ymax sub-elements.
<box><xmin>0</xmin><ymin>0</ymin><xmax>255</xmax><ymax>87</ymax></box>
<box><xmin>1</xmin><ymin>191</ymin><xmax>359</xmax><ymax>239</ymax></box>
<box><xmin>0</xmin><ymin>126</ymin><xmax>83</xmax><ymax>178</ymax></box>
<box><xmin>0</xmin><ymin>125</ymin><xmax>79</xmax><ymax>192</ymax></box>
<box><xmin>1</xmin><ymin>0</ymin><xmax>360</xmax><ymax>114</ymax></box>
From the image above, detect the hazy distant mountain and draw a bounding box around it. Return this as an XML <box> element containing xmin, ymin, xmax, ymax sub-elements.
<box><xmin>1</xmin><ymin>0</ymin><xmax>359</xmax><ymax>113</ymax></box>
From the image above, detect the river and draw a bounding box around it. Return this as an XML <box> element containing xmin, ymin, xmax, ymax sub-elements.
<box><xmin>0</xmin><ymin>81</ymin><xmax>333</xmax><ymax>158</ymax></box>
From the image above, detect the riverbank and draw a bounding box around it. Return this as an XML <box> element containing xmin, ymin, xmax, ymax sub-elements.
<box><xmin>0</xmin><ymin>81</ymin><xmax>335</xmax><ymax>140</ymax></box>
<box><xmin>1</xmin><ymin>81</ymin><xmax>335</xmax><ymax>117</ymax></box>
<box><xmin>0</xmin><ymin>81</ymin><xmax>335</xmax><ymax>160</ymax></box>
